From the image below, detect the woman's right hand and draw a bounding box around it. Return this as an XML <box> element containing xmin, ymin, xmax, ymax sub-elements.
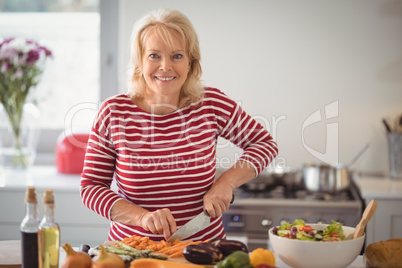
<box><xmin>110</xmin><ymin>200</ymin><xmax>177</xmax><ymax>240</ymax></box>
<box><xmin>139</xmin><ymin>208</ymin><xmax>177</xmax><ymax>240</ymax></box>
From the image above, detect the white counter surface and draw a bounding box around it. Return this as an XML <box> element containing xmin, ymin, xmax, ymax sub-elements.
<box><xmin>353</xmin><ymin>174</ymin><xmax>402</xmax><ymax>200</ymax></box>
<box><xmin>1</xmin><ymin>166</ymin><xmax>401</xmax><ymax>199</ymax></box>
<box><xmin>0</xmin><ymin>166</ymin><xmax>81</xmax><ymax>192</ymax></box>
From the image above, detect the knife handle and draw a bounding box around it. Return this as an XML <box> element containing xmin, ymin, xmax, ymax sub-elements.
<box><xmin>204</xmin><ymin>193</ymin><xmax>234</xmax><ymax>217</ymax></box>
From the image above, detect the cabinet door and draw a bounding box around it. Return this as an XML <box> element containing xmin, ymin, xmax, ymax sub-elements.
<box><xmin>366</xmin><ymin>199</ymin><xmax>402</xmax><ymax>246</ymax></box>
<box><xmin>0</xmin><ymin>189</ymin><xmax>110</xmax><ymax>246</ymax></box>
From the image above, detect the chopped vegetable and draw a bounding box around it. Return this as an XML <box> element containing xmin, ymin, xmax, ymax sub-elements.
<box><xmin>158</xmin><ymin>240</ymin><xmax>204</xmax><ymax>258</ymax></box>
<box><xmin>272</xmin><ymin>219</ymin><xmax>345</xmax><ymax>242</ymax></box>
<box><xmin>130</xmin><ymin>258</ymin><xmax>204</xmax><ymax>268</ymax></box>
<box><xmin>109</xmin><ymin>241</ymin><xmax>168</xmax><ymax>260</ymax></box>
<box><xmin>121</xmin><ymin>235</ymin><xmax>176</xmax><ymax>251</ymax></box>
<box><xmin>323</xmin><ymin>220</ymin><xmax>345</xmax><ymax>240</ymax></box>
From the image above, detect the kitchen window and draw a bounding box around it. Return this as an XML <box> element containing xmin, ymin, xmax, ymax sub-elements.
<box><xmin>0</xmin><ymin>0</ymin><xmax>119</xmax><ymax>164</ymax></box>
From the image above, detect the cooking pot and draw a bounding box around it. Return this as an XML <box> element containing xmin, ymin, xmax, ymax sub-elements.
<box><xmin>302</xmin><ymin>163</ymin><xmax>350</xmax><ymax>193</ymax></box>
<box><xmin>301</xmin><ymin>144</ymin><xmax>369</xmax><ymax>193</ymax></box>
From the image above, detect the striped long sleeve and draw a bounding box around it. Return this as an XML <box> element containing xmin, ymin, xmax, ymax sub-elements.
<box><xmin>80</xmin><ymin>87</ymin><xmax>278</xmax><ymax>241</ymax></box>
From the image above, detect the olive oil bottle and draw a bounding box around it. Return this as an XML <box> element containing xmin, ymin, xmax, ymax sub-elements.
<box><xmin>20</xmin><ymin>186</ymin><xmax>40</xmax><ymax>268</ymax></box>
<box><xmin>38</xmin><ymin>189</ymin><xmax>60</xmax><ymax>268</ymax></box>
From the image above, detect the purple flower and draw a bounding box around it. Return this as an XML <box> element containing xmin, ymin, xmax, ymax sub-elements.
<box><xmin>0</xmin><ymin>46</ymin><xmax>17</xmax><ymax>61</ymax></box>
<box><xmin>40</xmin><ymin>46</ymin><xmax>53</xmax><ymax>57</ymax></box>
<box><xmin>0</xmin><ymin>38</ymin><xmax>14</xmax><ymax>47</ymax></box>
<box><xmin>26</xmin><ymin>49</ymin><xmax>40</xmax><ymax>65</ymax></box>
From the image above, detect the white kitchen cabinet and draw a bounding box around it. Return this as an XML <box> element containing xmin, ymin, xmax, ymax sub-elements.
<box><xmin>365</xmin><ymin>199</ymin><xmax>402</xmax><ymax>246</ymax></box>
<box><xmin>354</xmin><ymin>175</ymin><xmax>402</xmax><ymax>246</ymax></box>
<box><xmin>0</xmin><ymin>167</ymin><xmax>111</xmax><ymax>247</ymax></box>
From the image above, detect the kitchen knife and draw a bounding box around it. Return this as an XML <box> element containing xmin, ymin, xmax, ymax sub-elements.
<box><xmin>167</xmin><ymin>210</ymin><xmax>210</xmax><ymax>243</ymax></box>
<box><xmin>167</xmin><ymin>194</ymin><xmax>234</xmax><ymax>242</ymax></box>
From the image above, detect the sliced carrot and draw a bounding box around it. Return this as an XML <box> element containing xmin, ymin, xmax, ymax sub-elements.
<box><xmin>169</xmin><ymin>251</ymin><xmax>184</xmax><ymax>258</ymax></box>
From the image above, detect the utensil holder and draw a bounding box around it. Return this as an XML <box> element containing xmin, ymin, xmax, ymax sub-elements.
<box><xmin>387</xmin><ymin>132</ymin><xmax>402</xmax><ymax>179</ymax></box>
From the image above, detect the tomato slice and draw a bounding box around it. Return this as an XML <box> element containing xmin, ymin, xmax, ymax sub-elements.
<box><xmin>330</xmin><ymin>232</ymin><xmax>340</xmax><ymax>237</ymax></box>
<box><xmin>303</xmin><ymin>225</ymin><xmax>313</xmax><ymax>232</ymax></box>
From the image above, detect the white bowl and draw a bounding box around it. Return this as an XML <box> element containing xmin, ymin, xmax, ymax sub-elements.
<box><xmin>269</xmin><ymin>223</ymin><xmax>365</xmax><ymax>268</ymax></box>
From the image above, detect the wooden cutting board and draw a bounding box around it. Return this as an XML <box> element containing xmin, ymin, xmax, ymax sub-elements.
<box><xmin>168</xmin><ymin>257</ymin><xmax>214</xmax><ymax>267</ymax></box>
<box><xmin>0</xmin><ymin>240</ymin><xmax>21</xmax><ymax>268</ymax></box>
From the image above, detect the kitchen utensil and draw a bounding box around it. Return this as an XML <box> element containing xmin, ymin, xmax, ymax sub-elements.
<box><xmin>167</xmin><ymin>194</ymin><xmax>235</xmax><ymax>242</ymax></box>
<box><xmin>302</xmin><ymin>163</ymin><xmax>349</xmax><ymax>193</ymax></box>
<box><xmin>302</xmin><ymin>144</ymin><xmax>369</xmax><ymax>193</ymax></box>
<box><xmin>383</xmin><ymin>118</ymin><xmax>392</xmax><ymax>133</ymax></box>
<box><xmin>387</xmin><ymin>132</ymin><xmax>402</xmax><ymax>179</ymax></box>
<box><xmin>396</xmin><ymin>114</ymin><xmax>402</xmax><ymax>133</ymax></box>
<box><xmin>167</xmin><ymin>211</ymin><xmax>211</xmax><ymax>242</ymax></box>
<box><xmin>347</xmin><ymin>199</ymin><xmax>377</xmax><ymax>239</ymax></box>
<box><xmin>342</xmin><ymin>143</ymin><xmax>370</xmax><ymax>168</ymax></box>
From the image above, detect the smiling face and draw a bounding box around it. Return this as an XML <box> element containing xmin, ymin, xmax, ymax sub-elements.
<box><xmin>141</xmin><ymin>29</ymin><xmax>190</xmax><ymax>105</ymax></box>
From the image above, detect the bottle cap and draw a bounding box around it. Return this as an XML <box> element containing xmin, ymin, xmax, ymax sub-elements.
<box><xmin>43</xmin><ymin>189</ymin><xmax>55</xmax><ymax>204</ymax></box>
<box><xmin>25</xmin><ymin>186</ymin><xmax>37</xmax><ymax>204</ymax></box>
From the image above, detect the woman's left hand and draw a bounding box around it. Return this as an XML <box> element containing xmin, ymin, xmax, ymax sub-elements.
<box><xmin>204</xmin><ymin>161</ymin><xmax>257</xmax><ymax>217</ymax></box>
<box><xmin>203</xmin><ymin>183</ymin><xmax>234</xmax><ymax>218</ymax></box>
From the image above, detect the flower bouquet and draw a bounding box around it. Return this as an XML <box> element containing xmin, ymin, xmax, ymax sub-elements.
<box><xmin>0</xmin><ymin>37</ymin><xmax>52</xmax><ymax>168</ymax></box>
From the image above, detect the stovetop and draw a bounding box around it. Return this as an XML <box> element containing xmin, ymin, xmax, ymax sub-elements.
<box><xmin>237</xmin><ymin>185</ymin><xmax>356</xmax><ymax>202</ymax></box>
<box><xmin>232</xmin><ymin>177</ymin><xmax>365</xmax><ymax>208</ymax></box>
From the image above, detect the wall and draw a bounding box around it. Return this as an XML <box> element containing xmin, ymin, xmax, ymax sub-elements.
<box><xmin>117</xmin><ymin>0</ymin><xmax>402</xmax><ymax>175</ymax></box>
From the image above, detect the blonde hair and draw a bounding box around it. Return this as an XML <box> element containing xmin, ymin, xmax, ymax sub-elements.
<box><xmin>128</xmin><ymin>8</ymin><xmax>204</xmax><ymax>105</ymax></box>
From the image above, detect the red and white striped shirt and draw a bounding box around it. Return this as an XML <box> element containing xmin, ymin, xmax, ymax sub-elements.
<box><xmin>80</xmin><ymin>87</ymin><xmax>278</xmax><ymax>242</ymax></box>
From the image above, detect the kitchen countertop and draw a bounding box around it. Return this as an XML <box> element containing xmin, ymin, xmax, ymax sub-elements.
<box><xmin>0</xmin><ymin>165</ymin><xmax>117</xmax><ymax>192</ymax></box>
<box><xmin>0</xmin><ymin>240</ymin><xmax>366</xmax><ymax>267</ymax></box>
<box><xmin>0</xmin><ymin>166</ymin><xmax>81</xmax><ymax>192</ymax></box>
<box><xmin>2</xmin><ymin>166</ymin><xmax>401</xmax><ymax>199</ymax></box>
<box><xmin>353</xmin><ymin>173</ymin><xmax>402</xmax><ymax>200</ymax></box>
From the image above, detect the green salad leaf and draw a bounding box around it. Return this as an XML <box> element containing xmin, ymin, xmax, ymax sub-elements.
<box><xmin>278</xmin><ymin>222</ymin><xmax>291</xmax><ymax>230</ymax></box>
<box><xmin>323</xmin><ymin>220</ymin><xmax>345</xmax><ymax>239</ymax></box>
<box><xmin>278</xmin><ymin>219</ymin><xmax>306</xmax><ymax>230</ymax></box>
<box><xmin>291</xmin><ymin>219</ymin><xmax>306</xmax><ymax>226</ymax></box>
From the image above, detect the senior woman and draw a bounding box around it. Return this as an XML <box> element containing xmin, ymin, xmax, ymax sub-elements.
<box><xmin>80</xmin><ymin>8</ymin><xmax>278</xmax><ymax>242</ymax></box>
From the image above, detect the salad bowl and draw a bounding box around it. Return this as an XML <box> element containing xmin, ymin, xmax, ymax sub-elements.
<box><xmin>269</xmin><ymin>222</ymin><xmax>365</xmax><ymax>268</ymax></box>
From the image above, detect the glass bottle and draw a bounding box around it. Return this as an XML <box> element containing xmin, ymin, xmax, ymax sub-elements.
<box><xmin>38</xmin><ymin>189</ymin><xmax>60</xmax><ymax>268</ymax></box>
<box><xmin>20</xmin><ymin>186</ymin><xmax>40</xmax><ymax>268</ymax></box>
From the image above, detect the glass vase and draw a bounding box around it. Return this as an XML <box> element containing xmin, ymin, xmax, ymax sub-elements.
<box><xmin>0</xmin><ymin>103</ymin><xmax>40</xmax><ymax>170</ymax></box>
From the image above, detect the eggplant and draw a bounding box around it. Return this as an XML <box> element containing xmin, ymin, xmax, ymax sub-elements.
<box><xmin>209</xmin><ymin>237</ymin><xmax>225</xmax><ymax>247</ymax></box>
<box><xmin>183</xmin><ymin>243</ymin><xmax>223</xmax><ymax>264</ymax></box>
<box><xmin>79</xmin><ymin>244</ymin><xmax>90</xmax><ymax>253</ymax></box>
<box><xmin>214</xmin><ymin>239</ymin><xmax>248</xmax><ymax>257</ymax></box>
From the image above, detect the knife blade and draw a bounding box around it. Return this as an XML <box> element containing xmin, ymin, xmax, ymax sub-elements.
<box><xmin>167</xmin><ymin>193</ymin><xmax>235</xmax><ymax>242</ymax></box>
<box><xmin>167</xmin><ymin>210</ymin><xmax>210</xmax><ymax>242</ymax></box>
